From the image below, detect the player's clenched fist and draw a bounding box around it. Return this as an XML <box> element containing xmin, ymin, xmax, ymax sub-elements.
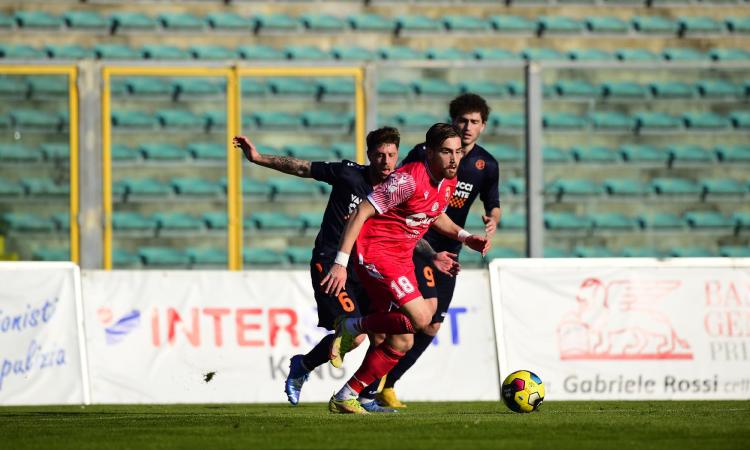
<box><xmin>465</xmin><ymin>234</ymin><xmax>491</xmax><ymax>256</ymax></box>
<box><xmin>321</xmin><ymin>263</ymin><xmax>348</xmax><ymax>296</ymax></box>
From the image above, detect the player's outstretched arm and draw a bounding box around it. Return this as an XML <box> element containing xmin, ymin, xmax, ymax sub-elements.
<box><xmin>321</xmin><ymin>200</ymin><xmax>377</xmax><ymax>295</ymax></box>
<box><xmin>415</xmin><ymin>239</ymin><xmax>460</xmax><ymax>277</ymax></box>
<box><xmin>233</xmin><ymin>135</ymin><xmax>311</xmax><ymax>177</ymax></box>
<box><xmin>431</xmin><ymin>213</ymin><xmax>490</xmax><ymax>256</ymax></box>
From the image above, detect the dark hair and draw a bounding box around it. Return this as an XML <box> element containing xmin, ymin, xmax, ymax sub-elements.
<box><xmin>425</xmin><ymin>123</ymin><xmax>461</xmax><ymax>150</ymax></box>
<box><xmin>366</xmin><ymin>126</ymin><xmax>400</xmax><ymax>153</ymax></box>
<box><xmin>449</xmin><ymin>93</ymin><xmax>490</xmax><ymax>123</ymax></box>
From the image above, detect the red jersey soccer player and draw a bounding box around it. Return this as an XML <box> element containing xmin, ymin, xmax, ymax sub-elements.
<box><xmin>321</xmin><ymin>123</ymin><xmax>489</xmax><ymax>414</ymax></box>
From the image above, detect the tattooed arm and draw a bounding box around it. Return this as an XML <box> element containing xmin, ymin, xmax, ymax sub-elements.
<box><xmin>233</xmin><ymin>135</ymin><xmax>311</xmax><ymax>178</ymax></box>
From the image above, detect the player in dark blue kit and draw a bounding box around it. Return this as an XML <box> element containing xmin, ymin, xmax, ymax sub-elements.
<box><xmin>361</xmin><ymin>93</ymin><xmax>502</xmax><ymax>408</ymax></box>
<box><xmin>233</xmin><ymin>128</ymin><xmax>458</xmax><ymax>412</ymax></box>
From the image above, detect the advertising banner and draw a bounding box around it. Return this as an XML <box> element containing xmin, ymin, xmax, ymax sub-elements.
<box><xmin>82</xmin><ymin>269</ymin><xmax>498</xmax><ymax>404</ymax></box>
<box><xmin>0</xmin><ymin>262</ymin><xmax>89</xmax><ymax>405</ymax></box>
<box><xmin>489</xmin><ymin>258</ymin><xmax>750</xmax><ymax>400</ymax></box>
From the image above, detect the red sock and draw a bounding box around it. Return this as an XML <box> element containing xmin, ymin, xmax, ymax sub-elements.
<box><xmin>360</xmin><ymin>312</ymin><xmax>415</xmax><ymax>335</ymax></box>
<box><xmin>346</xmin><ymin>343</ymin><xmax>405</xmax><ymax>394</ymax></box>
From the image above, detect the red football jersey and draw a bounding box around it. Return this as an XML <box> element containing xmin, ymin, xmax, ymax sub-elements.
<box><xmin>356</xmin><ymin>160</ymin><xmax>457</xmax><ymax>267</ymax></box>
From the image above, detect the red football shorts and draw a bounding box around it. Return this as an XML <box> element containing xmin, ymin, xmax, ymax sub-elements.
<box><xmin>354</xmin><ymin>255</ymin><xmax>422</xmax><ymax>312</ymax></box>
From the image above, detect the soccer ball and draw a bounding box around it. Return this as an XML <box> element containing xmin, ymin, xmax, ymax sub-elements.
<box><xmin>501</xmin><ymin>370</ymin><xmax>545</xmax><ymax>413</ymax></box>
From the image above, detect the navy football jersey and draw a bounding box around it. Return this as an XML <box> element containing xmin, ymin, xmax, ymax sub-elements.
<box><xmin>401</xmin><ymin>143</ymin><xmax>501</xmax><ymax>254</ymax></box>
<box><xmin>309</xmin><ymin>160</ymin><xmax>375</xmax><ymax>262</ymax></box>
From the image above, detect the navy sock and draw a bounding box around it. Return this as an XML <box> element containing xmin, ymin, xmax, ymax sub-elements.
<box><xmin>301</xmin><ymin>333</ymin><xmax>335</xmax><ymax>372</ymax></box>
<box><xmin>361</xmin><ymin>332</ymin><xmax>435</xmax><ymax>398</ymax></box>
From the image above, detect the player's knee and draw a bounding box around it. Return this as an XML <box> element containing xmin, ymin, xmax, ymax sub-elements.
<box><xmin>410</xmin><ymin>312</ymin><xmax>432</xmax><ymax>332</ymax></box>
<box><xmin>424</xmin><ymin>321</ymin><xmax>441</xmax><ymax>336</ymax></box>
<box><xmin>368</xmin><ymin>332</ymin><xmax>386</xmax><ymax>347</ymax></box>
<box><xmin>387</xmin><ymin>334</ymin><xmax>414</xmax><ymax>353</ymax></box>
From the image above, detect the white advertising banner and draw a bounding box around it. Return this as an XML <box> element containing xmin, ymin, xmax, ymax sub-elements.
<box><xmin>489</xmin><ymin>258</ymin><xmax>750</xmax><ymax>400</ymax></box>
<box><xmin>0</xmin><ymin>262</ymin><xmax>89</xmax><ymax>405</ymax></box>
<box><xmin>81</xmin><ymin>269</ymin><xmax>498</xmax><ymax>404</ymax></box>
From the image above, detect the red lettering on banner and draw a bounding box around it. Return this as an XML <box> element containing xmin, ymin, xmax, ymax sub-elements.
<box><xmin>268</xmin><ymin>308</ymin><xmax>298</xmax><ymax>347</ymax></box>
<box><xmin>167</xmin><ymin>308</ymin><xmax>200</xmax><ymax>347</ymax></box>
<box><xmin>203</xmin><ymin>308</ymin><xmax>230</xmax><ymax>347</ymax></box>
<box><xmin>236</xmin><ymin>308</ymin><xmax>263</xmax><ymax>346</ymax></box>
<box><xmin>151</xmin><ymin>307</ymin><xmax>160</xmax><ymax>347</ymax></box>
<box><xmin>704</xmin><ymin>311</ymin><xmax>750</xmax><ymax>337</ymax></box>
<box><xmin>704</xmin><ymin>281</ymin><xmax>750</xmax><ymax>307</ymax></box>
<box><xmin>705</xmin><ymin>281</ymin><xmax>721</xmax><ymax>307</ymax></box>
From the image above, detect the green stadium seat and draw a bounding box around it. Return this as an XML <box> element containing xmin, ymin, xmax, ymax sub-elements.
<box><xmin>299</xmin><ymin>211</ymin><xmax>324</xmax><ymax>230</ymax></box>
<box><xmin>301</xmin><ymin>111</ymin><xmax>351</xmax><ymax>131</ymax></box>
<box><xmin>253</xmin><ymin>13</ymin><xmax>299</xmax><ymax>33</ymax></box>
<box><xmin>412</xmin><ymin>79</ymin><xmax>459</xmax><ymax>96</ymax></box>
<box><xmin>489</xmin><ymin>15</ymin><xmax>536</xmax><ymax>32</ymax></box>
<box><xmin>45</xmin><ymin>45</ymin><xmax>93</xmax><ymax>60</ymax></box>
<box><xmin>493</xmin><ymin>112</ymin><xmax>526</xmax><ymax>130</ymax></box>
<box><xmin>118</xmin><ymin>178</ymin><xmax>171</xmax><ymax>198</ymax></box>
<box><xmin>652</xmin><ymin>177</ymin><xmax>701</xmax><ymax>195</ymax></box>
<box><xmin>377</xmin><ymin>79</ymin><xmax>411</xmax><ymax>96</ymax></box>
<box><xmin>317</xmin><ymin>78</ymin><xmax>355</xmax><ymax>96</ymax></box>
<box><xmin>632</xmin><ymin>16</ymin><xmax>678</xmax><ymax>34</ymax></box>
<box><xmin>459</xmin><ymin>80</ymin><xmax>507</xmax><ymax>97</ymax></box>
<box><xmin>667</xmin><ymin>144</ymin><xmax>713</xmax><ymax>164</ymax></box>
<box><xmin>10</xmin><ymin>109</ymin><xmax>60</xmax><ymax>129</ymax></box>
<box><xmin>251</xmin><ymin>112</ymin><xmax>301</xmax><ymax>130</ymax></box>
<box><xmin>505</xmin><ymin>81</ymin><xmax>525</xmax><ymax>97</ymax></box>
<box><xmin>332</xmin><ymin>143</ymin><xmax>356</xmax><ymax>159</ymax></box>
<box><xmin>139</xmin><ymin>247</ymin><xmax>190</xmax><ymax>267</ymax></box>
<box><xmin>0</xmin><ymin>144</ymin><xmax>41</xmax><ymax>163</ymax></box>
<box><xmin>637</xmin><ymin>213</ymin><xmax>684</xmax><ymax>230</ymax></box>
<box><xmin>585</xmin><ymin>16</ymin><xmax>629</xmax><ymax>33</ymax></box>
<box><xmin>154</xmin><ymin>212</ymin><xmax>203</xmax><ymax>232</ymax></box>
<box><xmin>0</xmin><ymin>45</ymin><xmax>46</xmax><ymax>59</ymax></box>
<box><xmin>443</xmin><ymin>15</ymin><xmax>491</xmax><ymax>32</ymax></box>
<box><xmin>521</xmin><ymin>48</ymin><xmax>565</xmax><ymax>61</ymax></box>
<box><xmin>124</xmin><ymin>77</ymin><xmax>172</xmax><ymax>97</ymax></box>
<box><xmin>590</xmin><ymin>212</ymin><xmax>638</xmax><ymax>230</ymax></box>
<box><xmin>301</xmin><ymin>14</ymin><xmax>347</xmax><ymax>31</ymax></box>
<box><xmin>633</xmin><ymin>112</ymin><xmax>681</xmax><ymax>131</ymax></box>
<box><xmin>568</xmin><ymin>49</ymin><xmax>615</xmax><ymax>61</ymax></box>
<box><xmin>543</xmin><ymin>112</ymin><xmax>587</xmax><ymax>130</ymax></box>
<box><xmin>649</xmin><ymin>81</ymin><xmax>694</xmax><ymax>98</ymax></box>
<box><xmin>506</xmin><ymin>177</ymin><xmax>526</xmax><ymax>195</ymax></box>
<box><xmin>603</xmin><ymin>178</ymin><xmax>649</xmax><ymax>196</ymax></box>
<box><xmin>268</xmin><ymin>78</ymin><xmax>318</xmax><ymax>96</ymax></box>
<box><xmin>620</xmin><ymin>144</ymin><xmax>668</xmax><ymax>164</ymax></box>
<box><xmin>202</xmin><ymin>212</ymin><xmax>228</xmax><ymax>230</ymax></box>
<box><xmin>701</xmin><ymin>178</ymin><xmax>746</xmax><ymax>195</ymax></box>
<box><xmin>734</xmin><ymin>212</ymin><xmax>750</xmax><ymax>230</ymax></box>
<box><xmin>378</xmin><ymin>46</ymin><xmax>424</xmax><ymax>60</ymax></box>
<box><xmin>678</xmin><ymin>16</ymin><xmax>723</xmax><ymax>35</ymax></box>
<box><xmin>544</xmin><ymin>212</ymin><xmax>591</xmax><ymax>230</ymax></box>
<box><xmin>543</xmin><ymin>146</ymin><xmax>570</xmax><ymax>163</ymax></box>
<box><xmin>663</xmin><ymin>48</ymin><xmax>708</xmax><ymax>61</ymax></box>
<box><xmin>40</xmin><ymin>143</ymin><xmax>69</xmax><ymax>161</ymax></box>
<box><xmin>616</xmin><ymin>48</ymin><xmax>660</xmax><ymax>61</ymax></box>
<box><xmin>0</xmin><ymin>178</ymin><xmax>23</xmax><ymax>197</ymax></box>
<box><xmin>157</xmin><ymin>109</ymin><xmax>204</xmax><ymax>129</ymax></box>
<box><xmin>459</xmin><ymin>250</ymin><xmax>484</xmax><ymax>267</ymax></box>
<box><xmin>112</xmin><ymin>212</ymin><xmax>157</xmax><ymax>232</ymax></box>
<box><xmin>546</xmin><ymin>178</ymin><xmax>603</xmax><ymax>198</ymax></box>
<box><xmin>111</xmin><ymin>144</ymin><xmax>139</xmax><ymax>162</ymax></box>
<box><xmin>112</xmin><ymin>249</ymin><xmax>140</xmax><ymax>267</ymax></box>
<box><xmin>94</xmin><ymin>44</ymin><xmax>140</xmax><ymax>60</ymax></box>
<box><xmin>173</xmin><ymin>78</ymin><xmax>224</xmax><ymax>97</ymax></box>
<box><xmin>726</xmin><ymin>17</ymin><xmax>750</xmax><ymax>34</ymax></box>
<box><xmin>396</xmin><ymin>15</ymin><xmax>443</xmax><ymax>33</ymax></box>
<box><xmin>709</xmin><ymin>48</ymin><xmax>750</xmax><ymax>61</ymax></box>
<box><xmin>158</xmin><ymin>12</ymin><xmax>203</xmax><ymax>31</ymax></box>
<box><xmin>286</xmin><ymin>247</ymin><xmax>312</xmax><ymax>265</ymax></box>
<box><xmin>32</xmin><ymin>248</ymin><xmax>69</xmax><ymax>261</ymax></box>
<box><xmin>142</xmin><ymin>44</ymin><xmax>191</xmax><ymax>60</ymax></box>
<box><xmin>190</xmin><ymin>45</ymin><xmax>236</xmax><ymax>60</ymax></box>
<box><xmin>684</xmin><ymin>211</ymin><xmax>735</xmax><ymax>229</ymax></box>
<box><xmin>601</xmin><ymin>82</ymin><xmax>647</xmax><ymax>98</ymax></box>
<box><xmin>571</xmin><ymin>146</ymin><xmax>619</xmax><ymax>163</ymax></box>
<box><xmin>574</xmin><ymin>246</ymin><xmax>616</xmax><ymax>258</ymax></box>
<box><xmin>696</xmin><ymin>80</ymin><xmax>743</xmax><ymax>97</ymax></box>
<box><xmin>473</xmin><ymin>48</ymin><xmax>519</xmax><ymax>60</ymax></box>
<box><xmin>348</xmin><ymin>13</ymin><xmax>394</xmax><ymax>31</ymax></box>
<box><xmin>331</xmin><ymin>46</ymin><xmax>377</xmax><ymax>61</ymax></box>
<box><xmin>206</xmin><ymin>12</ymin><xmax>253</xmax><ymax>31</ymax></box>
<box><xmin>241</xmin><ymin>79</ymin><xmax>267</xmax><ymax>97</ymax></box>
<box><xmin>140</xmin><ymin>143</ymin><xmax>186</xmax><ymax>161</ymax></box>
<box><xmin>110</xmin><ymin>12</ymin><xmax>157</xmax><ymax>32</ymax></box>
<box><xmin>544</xmin><ymin>247</ymin><xmax>571</xmax><ymax>258</ymax></box>
<box><xmin>720</xmin><ymin>246</ymin><xmax>750</xmax><ymax>257</ymax></box>
<box><xmin>188</xmin><ymin>248</ymin><xmax>228</xmax><ymax>266</ymax></box>
<box><xmin>171</xmin><ymin>177</ymin><xmax>222</xmax><ymax>197</ymax></box>
<box><xmin>243</xmin><ymin>247</ymin><xmax>286</xmax><ymax>265</ymax></box>
<box><xmin>14</xmin><ymin>11</ymin><xmax>62</xmax><ymax>28</ymax></box>
<box><xmin>730</xmin><ymin>111</ymin><xmax>750</xmax><ymax>129</ymax></box>
<box><xmin>1</xmin><ymin>213</ymin><xmax>55</xmax><ymax>232</ymax></box>
<box><xmin>285</xmin><ymin>144</ymin><xmax>334</xmax><ymax>160</ymax></box>
<box><xmin>486</xmin><ymin>247</ymin><xmax>523</xmax><ymax>259</ymax></box>
<box><xmin>0</xmin><ymin>77</ymin><xmax>28</xmax><ymax>98</ymax></box>
<box><xmin>590</xmin><ymin>111</ymin><xmax>633</xmax><ymax>131</ymax></box>
<box><xmin>285</xmin><ymin>45</ymin><xmax>329</xmax><ymax>60</ymax></box>
<box><xmin>669</xmin><ymin>246</ymin><xmax>716</xmax><ymax>257</ymax></box>
<box><xmin>268</xmin><ymin>178</ymin><xmax>321</xmax><ymax>197</ymax></box>
<box><xmin>715</xmin><ymin>145</ymin><xmax>750</xmax><ymax>163</ymax></box>
<box><xmin>0</xmin><ymin>13</ymin><xmax>13</xmax><ymax>28</ymax></box>
<box><xmin>538</xmin><ymin>16</ymin><xmax>584</xmax><ymax>34</ymax></box>
<box><xmin>63</xmin><ymin>11</ymin><xmax>107</xmax><ymax>30</ymax></box>
<box><xmin>426</xmin><ymin>47</ymin><xmax>472</xmax><ymax>60</ymax></box>
<box><xmin>395</xmin><ymin>112</ymin><xmax>442</xmax><ymax>130</ymax></box>
<box><xmin>554</xmin><ymin>80</ymin><xmax>597</xmax><ymax>97</ymax></box>
<box><xmin>188</xmin><ymin>143</ymin><xmax>224</xmax><ymax>162</ymax></box>
<box><xmin>464</xmin><ymin>214</ymin><xmax>486</xmax><ymax>232</ymax></box>
<box><xmin>500</xmin><ymin>212</ymin><xmax>526</xmax><ymax>230</ymax></box>
<box><xmin>237</xmin><ymin>45</ymin><xmax>286</xmax><ymax>60</ymax></box>
<box><xmin>249</xmin><ymin>212</ymin><xmax>303</xmax><ymax>232</ymax></box>
<box><xmin>484</xmin><ymin>144</ymin><xmax>523</xmax><ymax>163</ymax></box>
<box><xmin>621</xmin><ymin>247</ymin><xmax>663</xmax><ymax>258</ymax></box>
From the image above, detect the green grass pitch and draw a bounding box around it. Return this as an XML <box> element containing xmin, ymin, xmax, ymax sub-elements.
<box><xmin>1</xmin><ymin>401</ymin><xmax>748</xmax><ymax>450</ymax></box>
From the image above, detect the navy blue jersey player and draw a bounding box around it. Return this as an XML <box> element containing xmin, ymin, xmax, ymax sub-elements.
<box><xmin>363</xmin><ymin>94</ymin><xmax>502</xmax><ymax>408</ymax></box>
<box><xmin>233</xmin><ymin>128</ymin><xmax>458</xmax><ymax>412</ymax></box>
